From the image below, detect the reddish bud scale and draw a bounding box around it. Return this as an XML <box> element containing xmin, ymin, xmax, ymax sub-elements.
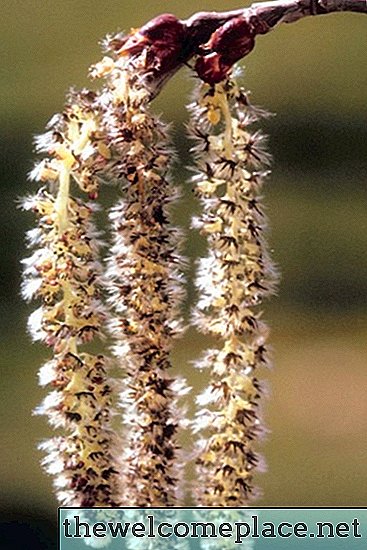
<box><xmin>195</xmin><ymin>15</ymin><xmax>269</xmax><ymax>85</ymax></box>
<box><xmin>118</xmin><ymin>14</ymin><xmax>186</xmax><ymax>76</ymax></box>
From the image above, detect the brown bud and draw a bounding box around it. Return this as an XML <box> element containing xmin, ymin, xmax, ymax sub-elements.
<box><xmin>195</xmin><ymin>16</ymin><xmax>257</xmax><ymax>84</ymax></box>
<box><xmin>119</xmin><ymin>14</ymin><xmax>186</xmax><ymax>75</ymax></box>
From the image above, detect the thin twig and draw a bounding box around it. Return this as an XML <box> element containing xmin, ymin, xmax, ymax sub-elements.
<box><xmin>185</xmin><ymin>0</ymin><xmax>367</xmax><ymax>29</ymax></box>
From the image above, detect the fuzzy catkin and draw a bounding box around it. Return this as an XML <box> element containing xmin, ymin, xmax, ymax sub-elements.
<box><xmin>23</xmin><ymin>91</ymin><xmax>121</xmax><ymax>506</ymax></box>
<box><xmin>189</xmin><ymin>77</ymin><xmax>277</xmax><ymax>506</ymax></box>
<box><xmin>91</xmin><ymin>41</ymin><xmax>188</xmax><ymax>506</ymax></box>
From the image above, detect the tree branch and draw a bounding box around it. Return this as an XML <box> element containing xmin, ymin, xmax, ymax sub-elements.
<box><xmin>116</xmin><ymin>0</ymin><xmax>366</xmax><ymax>94</ymax></box>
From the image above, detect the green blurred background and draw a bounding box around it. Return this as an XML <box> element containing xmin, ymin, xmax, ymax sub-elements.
<box><xmin>1</xmin><ymin>1</ymin><xmax>366</xmax><ymax>548</ymax></box>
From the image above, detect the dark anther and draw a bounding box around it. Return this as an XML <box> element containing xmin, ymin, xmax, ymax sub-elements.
<box><xmin>89</xmin><ymin>451</ymin><xmax>104</xmax><ymax>461</ymax></box>
<box><xmin>223</xmin><ymin>464</ymin><xmax>235</xmax><ymax>476</ymax></box>
<box><xmin>65</xmin><ymin>412</ymin><xmax>82</xmax><ymax>422</ymax></box>
<box><xmin>75</xmin><ymin>391</ymin><xmax>95</xmax><ymax>400</ymax></box>
<box><xmin>102</xmin><ymin>467</ymin><xmax>118</xmax><ymax>480</ymax></box>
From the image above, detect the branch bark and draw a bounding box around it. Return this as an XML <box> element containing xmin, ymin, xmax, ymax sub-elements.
<box><xmin>184</xmin><ymin>0</ymin><xmax>367</xmax><ymax>30</ymax></box>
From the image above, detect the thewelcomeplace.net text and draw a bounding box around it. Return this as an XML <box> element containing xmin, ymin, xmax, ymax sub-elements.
<box><xmin>62</xmin><ymin>513</ymin><xmax>363</xmax><ymax>544</ymax></box>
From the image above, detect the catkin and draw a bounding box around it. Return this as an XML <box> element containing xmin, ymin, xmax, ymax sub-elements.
<box><xmin>189</xmin><ymin>77</ymin><xmax>277</xmax><ymax>506</ymax></box>
<box><xmin>91</xmin><ymin>39</ymin><xmax>188</xmax><ymax>506</ymax></box>
<box><xmin>23</xmin><ymin>91</ymin><xmax>121</xmax><ymax>506</ymax></box>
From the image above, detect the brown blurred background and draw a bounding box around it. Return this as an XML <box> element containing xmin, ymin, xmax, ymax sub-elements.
<box><xmin>1</xmin><ymin>1</ymin><xmax>367</xmax><ymax>548</ymax></box>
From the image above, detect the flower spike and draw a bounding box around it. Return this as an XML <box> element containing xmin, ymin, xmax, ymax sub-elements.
<box><xmin>23</xmin><ymin>92</ymin><xmax>121</xmax><ymax>506</ymax></box>
<box><xmin>91</xmin><ymin>39</ymin><xmax>189</xmax><ymax>506</ymax></box>
<box><xmin>189</xmin><ymin>77</ymin><xmax>277</xmax><ymax>506</ymax></box>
